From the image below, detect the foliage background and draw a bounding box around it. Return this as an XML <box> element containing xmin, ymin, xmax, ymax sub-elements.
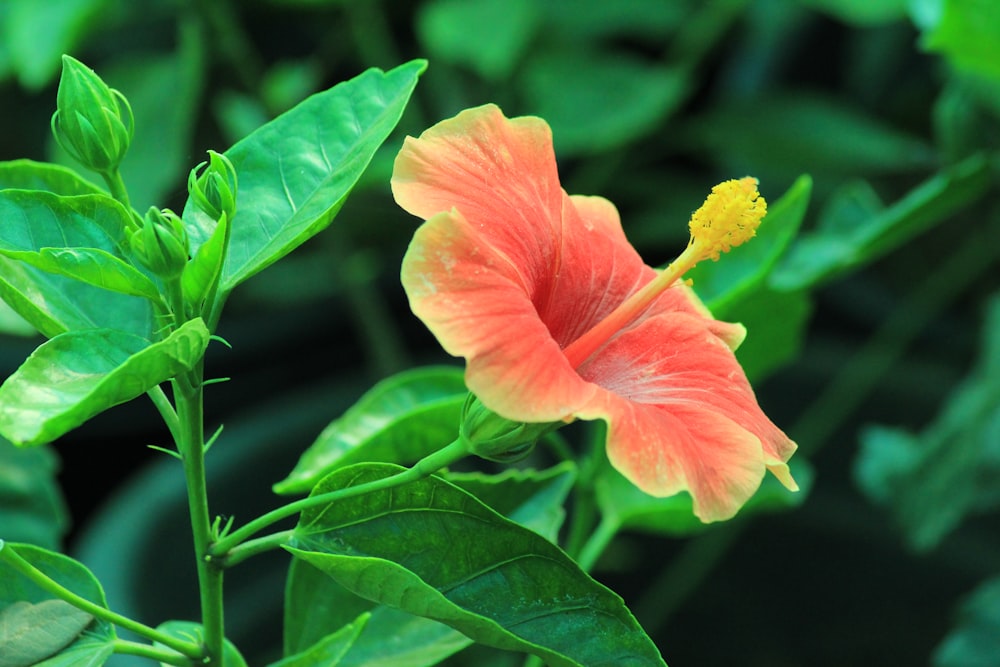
<box><xmin>1</xmin><ymin>0</ymin><xmax>998</xmax><ymax>665</ymax></box>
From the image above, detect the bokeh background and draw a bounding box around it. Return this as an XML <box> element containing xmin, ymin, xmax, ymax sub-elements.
<box><xmin>2</xmin><ymin>1</ymin><xmax>998</xmax><ymax>665</ymax></box>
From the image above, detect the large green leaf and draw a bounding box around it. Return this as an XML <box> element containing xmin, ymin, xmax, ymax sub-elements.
<box><xmin>0</xmin><ymin>160</ymin><xmax>102</xmax><ymax>196</ymax></box>
<box><xmin>288</xmin><ymin>463</ymin><xmax>665</xmax><ymax>667</ymax></box>
<box><xmin>771</xmin><ymin>153</ymin><xmax>992</xmax><ymax>290</ymax></box>
<box><xmin>283</xmin><ymin>465</ymin><xmax>578</xmax><ymax>667</ymax></box>
<box><xmin>690</xmin><ymin>174</ymin><xmax>811</xmax><ymax>313</ymax></box>
<box><xmin>595</xmin><ymin>456</ymin><xmax>814</xmax><ymax>537</ymax></box>
<box><xmin>183</xmin><ymin>60</ymin><xmax>426</xmax><ymax>292</ymax></box>
<box><xmin>0</xmin><ymin>438</ymin><xmax>68</xmax><ymax>550</ymax></box>
<box><xmin>274</xmin><ymin>366</ymin><xmax>466</xmax><ymax>495</ymax></box>
<box><xmin>0</xmin><ymin>190</ymin><xmax>154</xmax><ymax>338</ymax></box>
<box><xmin>0</xmin><ymin>541</ymin><xmax>114</xmax><ymax>667</ymax></box>
<box><xmin>0</xmin><ymin>318</ymin><xmax>210</xmax><ymax>446</ymax></box>
<box><xmin>725</xmin><ymin>287</ymin><xmax>814</xmax><ymax>382</ymax></box>
<box><xmin>919</xmin><ymin>0</ymin><xmax>1000</xmax><ymax>80</ymax></box>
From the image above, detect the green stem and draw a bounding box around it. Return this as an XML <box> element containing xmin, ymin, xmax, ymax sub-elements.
<box><xmin>147</xmin><ymin>385</ymin><xmax>181</xmax><ymax>444</ymax></box>
<box><xmin>211</xmin><ymin>438</ymin><xmax>472</xmax><ymax>558</ymax></box>
<box><xmin>113</xmin><ymin>639</ymin><xmax>193</xmax><ymax>666</ymax></box>
<box><xmin>576</xmin><ymin>517</ymin><xmax>619</xmax><ymax>573</ymax></box>
<box><xmin>218</xmin><ymin>529</ymin><xmax>294</xmax><ymax>569</ymax></box>
<box><xmin>173</xmin><ymin>371</ymin><xmax>225</xmax><ymax>667</ymax></box>
<box><xmin>0</xmin><ymin>543</ymin><xmax>203</xmax><ymax>661</ymax></box>
<box><xmin>101</xmin><ymin>169</ymin><xmax>133</xmax><ymax>216</ymax></box>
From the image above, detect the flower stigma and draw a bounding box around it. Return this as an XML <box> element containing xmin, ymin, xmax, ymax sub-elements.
<box><xmin>563</xmin><ymin>177</ymin><xmax>766</xmax><ymax>369</ymax></box>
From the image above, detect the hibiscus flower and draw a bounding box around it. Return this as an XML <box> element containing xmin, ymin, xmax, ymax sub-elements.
<box><xmin>392</xmin><ymin>104</ymin><xmax>797</xmax><ymax>522</ymax></box>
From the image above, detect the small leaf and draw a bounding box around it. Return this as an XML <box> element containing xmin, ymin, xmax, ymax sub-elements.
<box><xmin>274</xmin><ymin>366</ymin><xmax>466</xmax><ymax>495</ymax></box>
<box><xmin>0</xmin><ymin>438</ymin><xmax>68</xmax><ymax>550</ymax></box>
<box><xmin>522</xmin><ymin>52</ymin><xmax>689</xmax><ymax>155</ymax></box>
<box><xmin>0</xmin><ymin>318</ymin><xmax>210</xmax><ymax>446</ymax></box>
<box><xmin>0</xmin><ymin>190</ymin><xmax>154</xmax><ymax>338</ymax></box>
<box><xmin>288</xmin><ymin>463</ymin><xmax>666</xmax><ymax>667</ymax></box>
<box><xmin>0</xmin><ymin>160</ymin><xmax>102</xmax><ymax>195</ymax></box>
<box><xmin>771</xmin><ymin>154</ymin><xmax>992</xmax><ymax>290</ymax></box>
<box><xmin>270</xmin><ymin>614</ymin><xmax>368</xmax><ymax>667</ymax></box>
<box><xmin>182</xmin><ymin>211</ymin><xmax>228</xmax><ymax>309</ymax></box>
<box><xmin>0</xmin><ymin>542</ymin><xmax>115</xmax><ymax>667</ymax></box>
<box><xmin>154</xmin><ymin>621</ymin><xmax>246</xmax><ymax>667</ymax></box>
<box><xmin>690</xmin><ymin>174</ymin><xmax>811</xmax><ymax>313</ymax></box>
<box><xmin>0</xmin><ymin>599</ymin><xmax>92</xmax><ymax>667</ymax></box>
<box><xmin>854</xmin><ymin>293</ymin><xmax>1000</xmax><ymax>551</ymax></box>
<box><xmin>183</xmin><ymin>60</ymin><xmax>426</xmax><ymax>292</ymax></box>
<box><xmin>27</xmin><ymin>248</ymin><xmax>160</xmax><ymax>301</ymax></box>
<box><xmin>933</xmin><ymin>576</ymin><xmax>1000</xmax><ymax>667</ymax></box>
<box><xmin>596</xmin><ymin>456</ymin><xmax>814</xmax><ymax>537</ymax></box>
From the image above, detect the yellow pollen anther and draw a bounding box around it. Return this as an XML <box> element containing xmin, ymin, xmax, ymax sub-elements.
<box><xmin>688</xmin><ymin>177</ymin><xmax>766</xmax><ymax>261</ymax></box>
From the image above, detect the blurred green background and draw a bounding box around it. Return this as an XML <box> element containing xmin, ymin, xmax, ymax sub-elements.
<box><xmin>1</xmin><ymin>0</ymin><xmax>999</xmax><ymax>665</ymax></box>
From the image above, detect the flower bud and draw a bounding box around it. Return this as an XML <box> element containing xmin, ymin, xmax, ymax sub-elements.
<box><xmin>50</xmin><ymin>55</ymin><xmax>134</xmax><ymax>174</ymax></box>
<box><xmin>188</xmin><ymin>150</ymin><xmax>238</xmax><ymax>222</ymax></box>
<box><xmin>130</xmin><ymin>207</ymin><xmax>190</xmax><ymax>279</ymax></box>
<box><xmin>460</xmin><ymin>394</ymin><xmax>562</xmax><ymax>462</ymax></box>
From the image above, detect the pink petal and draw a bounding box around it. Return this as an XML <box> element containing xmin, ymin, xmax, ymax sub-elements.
<box><xmin>575</xmin><ymin>312</ymin><xmax>797</xmax><ymax>521</ymax></box>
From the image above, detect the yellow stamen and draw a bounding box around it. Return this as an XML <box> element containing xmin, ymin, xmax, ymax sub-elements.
<box><xmin>562</xmin><ymin>178</ymin><xmax>766</xmax><ymax>369</ymax></box>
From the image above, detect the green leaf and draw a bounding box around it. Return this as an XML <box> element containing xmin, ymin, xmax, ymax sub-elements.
<box><xmin>28</xmin><ymin>248</ymin><xmax>160</xmax><ymax>301</ymax></box>
<box><xmin>690</xmin><ymin>174</ymin><xmax>811</xmax><ymax>313</ymax></box>
<box><xmin>0</xmin><ymin>438</ymin><xmax>68</xmax><ymax>550</ymax></box>
<box><xmin>154</xmin><ymin>621</ymin><xmax>246</xmax><ymax>667</ymax></box>
<box><xmin>0</xmin><ymin>190</ymin><xmax>154</xmax><ymax>338</ymax></box>
<box><xmin>270</xmin><ymin>614</ymin><xmax>367</xmax><ymax>667</ymax></box>
<box><xmin>0</xmin><ymin>599</ymin><xmax>92</xmax><ymax>667</ymax></box>
<box><xmin>3</xmin><ymin>0</ymin><xmax>108</xmax><ymax>90</ymax></box>
<box><xmin>522</xmin><ymin>52</ymin><xmax>689</xmax><ymax>155</ymax></box>
<box><xmin>0</xmin><ymin>318</ymin><xmax>210</xmax><ymax>446</ymax></box>
<box><xmin>726</xmin><ymin>287</ymin><xmax>813</xmax><ymax>382</ymax></box>
<box><xmin>283</xmin><ymin>465</ymin><xmax>577</xmax><ymax>666</ymax></box>
<box><xmin>417</xmin><ymin>0</ymin><xmax>541</xmax><ymax>80</ymax></box>
<box><xmin>288</xmin><ymin>463</ymin><xmax>666</xmax><ymax>667</ymax></box>
<box><xmin>0</xmin><ymin>542</ymin><xmax>115</xmax><ymax>667</ymax></box>
<box><xmin>183</xmin><ymin>60</ymin><xmax>426</xmax><ymax>292</ymax></box>
<box><xmin>595</xmin><ymin>456</ymin><xmax>814</xmax><ymax>537</ymax></box>
<box><xmin>274</xmin><ymin>366</ymin><xmax>466</xmax><ymax>495</ymax></box>
<box><xmin>182</xmin><ymin>211</ymin><xmax>228</xmax><ymax>309</ymax></box>
<box><xmin>0</xmin><ymin>300</ymin><xmax>35</xmax><ymax>337</ymax></box>
<box><xmin>920</xmin><ymin>0</ymin><xmax>1000</xmax><ymax>80</ymax></box>
<box><xmin>933</xmin><ymin>576</ymin><xmax>1000</xmax><ymax>667</ymax></box>
<box><xmin>854</xmin><ymin>293</ymin><xmax>1000</xmax><ymax>551</ymax></box>
<box><xmin>688</xmin><ymin>92</ymin><xmax>934</xmax><ymax>179</ymax></box>
<box><xmin>0</xmin><ymin>160</ymin><xmax>102</xmax><ymax>195</ymax></box>
<box><xmin>771</xmin><ymin>153</ymin><xmax>992</xmax><ymax>290</ymax></box>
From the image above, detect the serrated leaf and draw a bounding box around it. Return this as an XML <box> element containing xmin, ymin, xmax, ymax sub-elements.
<box><xmin>690</xmin><ymin>174</ymin><xmax>811</xmax><ymax>313</ymax></box>
<box><xmin>771</xmin><ymin>154</ymin><xmax>992</xmax><ymax>290</ymax></box>
<box><xmin>0</xmin><ymin>599</ymin><xmax>92</xmax><ymax>667</ymax></box>
<box><xmin>0</xmin><ymin>160</ymin><xmax>102</xmax><ymax>195</ymax></box>
<box><xmin>595</xmin><ymin>456</ymin><xmax>814</xmax><ymax>537</ymax></box>
<box><xmin>0</xmin><ymin>438</ymin><xmax>68</xmax><ymax>550</ymax></box>
<box><xmin>274</xmin><ymin>366</ymin><xmax>466</xmax><ymax>495</ymax></box>
<box><xmin>283</xmin><ymin>464</ymin><xmax>577</xmax><ymax>666</ymax></box>
<box><xmin>270</xmin><ymin>614</ymin><xmax>367</xmax><ymax>667</ymax></box>
<box><xmin>154</xmin><ymin>621</ymin><xmax>246</xmax><ymax>667</ymax></box>
<box><xmin>0</xmin><ymin>318</ymin><xmax>210</xmax><ymax>446</ymax></box>
<box><xmin>288</xmin><ymin>463</ymin><xmax>666</xmax><ymax>667</ymax></box>
<box><xmin>0</xmin><ymin>542</ymin><xmax>115</xmax><ymax>667</ymax></box>
<box><xmin>0</xmin><ymin>190</ymin><xmax>154</xmax><ymax>338</ymax></box>
<box><xmin>183</xmin><ymin>60</ymin><xmax>426</xmax><ymax>292</ymax></box>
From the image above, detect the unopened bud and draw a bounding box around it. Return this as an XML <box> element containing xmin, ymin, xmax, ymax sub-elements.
<box><xmin>130</xmin><ymin>207</ymin><xmax>189</xmax><ymax>279</ymax></box>
<box><xmin>460</xmin><ymin>394</ymin><xmax>561</xmax><ymax>462</ymax></box>
<box><xmin>188</xmin><ymin>150</ymin><xmax>238</xmax><ymax>223</ymax></box>
<box><xmin>50</xmin><ymin>55</ymin><xmax>133</xmax><ymax>174</ymax></box>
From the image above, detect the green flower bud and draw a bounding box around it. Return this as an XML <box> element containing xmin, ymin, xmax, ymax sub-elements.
<box><xmin>130</xmin><ymin>207</ymin><xmax>190</xmax><ymax>279</ymax></box>
<box><xmin>188</xmin><ymin>150</ymin><xmax>238</xmax><ymax>222</ymax></box>
<box><xmin>460</xmin><ymin>394</ymin><xmax>562</xmax><ymax>462</ymax></box>
<box><xmin>50</xmin><ymin>55</ymin><xmax>134</xmax><ymax>174</ymax></box>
